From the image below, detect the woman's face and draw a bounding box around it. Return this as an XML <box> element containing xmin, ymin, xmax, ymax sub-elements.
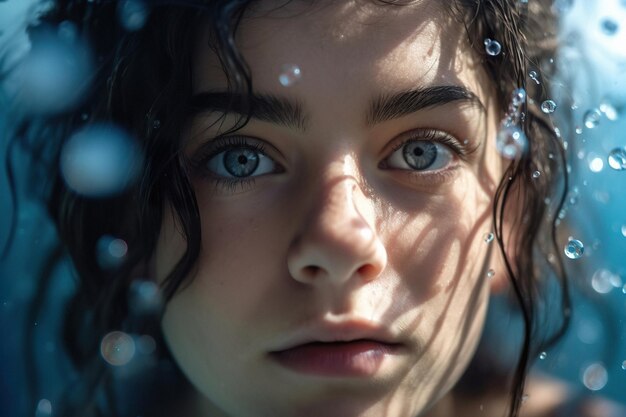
<box><xmin>156</xmin><ymin>1</ymin><xmax>503</xmax><ymax>416</ymax></box>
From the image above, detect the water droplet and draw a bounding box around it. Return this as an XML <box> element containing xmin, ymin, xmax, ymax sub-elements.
<box><xmin>129</xmin><ymin>280</ymin><xmax>163</xmax><ymax>315</ymax></box>
<box><xmin>512</xmin><ymin>88</ymin><xmax>526</xmax><ymax>106</ymax></box>
<box><xmin>564</xmin><ymin>239</ymin><xmax>584</xmax><ymax>259</ymax></box>
<box><xmin>591</xmin><ymin>269</ymin><xmax>615</xmax><ymax>294</ymax></box>
<box><xmin>36</xmin><ymin>399</ymin><xmax>52</xmax><ymax>417</ymax></box>
<box><xmin>575</xmin><ymin>126</ymin><xmax>583</xmax><ymax>134</ymax></box>
<box><xmin>60</xmin><ymin>124</ymin><xmax>143</xmax><ymax>197</ymax></box>
<box><xmin>622</xmin><ymin>360</ymin><xmax>626</xmax><ymax>370</ymax></box>
<box><xmin>521</xmin><ymin>394</ymin><xmax>530</xmax><ymax>403</ymax></box>
<box><xmin>608</xmin><ymin>148</ymin><xmax>626</xmax><ymax>170</ymax></box>
<box><xmin>529</xmin><ymin>70</ymin><xmax>540</xmax><ymax>85</ymax></box>
<box><xmin>541</xmin><ymin>100</ymin><xmax>557</xmax><ymax>114</ymax></box>
<box><xmin>589</xmin><ymin>157</ymin><xmax>604</xmax><ymax>173</ymax></box>
<box><xmin>484</xmin><ymin>233</ymin><xmax>494</xmax><ymax>243</ymax></box>
<box><xmin>101</xmin><ymin>331</ymin><xmax>136</xmax><ymax>366</ymax></box>
<box><xmin>96</xmin><ymin>235</ymin><xmax>128</xmax><ymax>269</ymax></box>
<box><xmin>118</xmin><ymin>0</ymin><xmax>149</xmax><ymax>31</ymax></box>
<box><xmin>621</xmin><ymin>225</ymin><xmax>626</xmax><ymax>237</ymax></box>
<box><xmin>532</xmin><ymin>171</ymin><xmax>541</xmax><ymax>179</ymax></box>
<box><xmin>601</xmin><ymin>19</ymin><xmax>619</xmax><ymax>36</ymax></box>
<box><xmin>582</xmin><ymin>363</ymin><xmax>608</xmax><ymax>391</ymax></box>
<box><xmin>278</xmin><ymin>64</ymin><xmax>302</xmax><ymax>87</ymax></box>
<box><xmin>583</xmin><ymin>109</ymin><xmax>602</xmax><ymax>129</ymax></box>
<box><xmin>484</xmin><ymin>38</ymin><xmax>502</xmax><ymax>56</ymax></box>
<box><xmin>599</xmin><ymin>100</ymin><xmax>619</xmax><ymax>121</ymax></box>
<box><xmin>539</xmin><ymin>351</ymin><xmax>547</xmax><ymax>360</ymax></box>
<box><xmin>136</xmin><ymin>334</ymin><xmax>157</xmax><ymax>355</ymax></box>
<box><xmin>152</xmin><ymin>119</ymin><xmax>161</xmax><ymax>129</ymax></box>
<box><xmin>486</xmin><ymin>269</ymin><xmax>495</xmax><ymax>279</ymax></box>
<box><xmin>496</xmin><ymin>126</ymin><xmax>528</xmax><ymax>159</ymax></box>
<box><xmin>553</xmin><ymin>0</ymin><xmax>574</xmax><ymax>13</ymax></box>
<box><xmin>80</xmin><ymin>112</ymin><xmax>89</xmax><ymax>121</ymax></box>
<box><xmin>622</xmin><ymin>284</ymin><xmax>626</xmax><ymax>294</ymax></box>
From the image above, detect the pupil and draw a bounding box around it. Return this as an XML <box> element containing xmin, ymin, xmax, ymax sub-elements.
<box><xmin>238</xmin><ymin>155</ymin><xmax>248</xmax><ymax>165</ymax></box>
<box><xmin>413</xmin><ymin>148</ymin><xmax>424</xmax><ymax>157</ymax></box>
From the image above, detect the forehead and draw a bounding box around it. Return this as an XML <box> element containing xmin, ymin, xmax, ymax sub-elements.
<box><xmin>193</xmin><ymin>0</ymin><xmax>489</xmax><ymax>98</ymax></box>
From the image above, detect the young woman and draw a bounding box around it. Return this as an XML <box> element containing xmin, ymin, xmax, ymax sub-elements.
<box><xmin>5</xmin><ymin>0</ymin><xmax>590</xmax><ymax>416</ymax></box>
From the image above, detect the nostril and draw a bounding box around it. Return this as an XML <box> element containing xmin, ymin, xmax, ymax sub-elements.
<box><xmin>302</xmin><ymin>265</ymin><xmax>321</xmax><ymax>279</ymax></box>
<box><xmin>357</xmin><ymin>264</ymin><xmax>378</xmax><ymax>279</ymax></box>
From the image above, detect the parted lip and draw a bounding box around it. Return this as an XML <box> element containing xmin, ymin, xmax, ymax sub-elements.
<box><xmin>269</xmin><ymin>318</ymin><xmax>404</xmax><ymax>352</ymax></box>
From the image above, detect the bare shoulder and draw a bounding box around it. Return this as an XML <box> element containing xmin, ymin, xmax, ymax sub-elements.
<box><xmin>520</xmin><ymin>374</ymin><xmax>626</xmax><ymax>417</ymax></box>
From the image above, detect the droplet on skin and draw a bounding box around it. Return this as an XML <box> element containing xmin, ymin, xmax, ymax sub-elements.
<box><xmin>100</xmin><ymin>331</ymin><xmax>136</xmax><ymax>366</ymax></box>
<box><xmin>564</xmin><ymin>239</ymin><xmax>584</xmax><ymax>259</ymax></box>
<box><xmin>278</xmin><ymin>64</ymin><xmax>302</xmax><ymax>87</ymax></box>
<box><xmin>496</xmin><ymin>126</ymin><xmax>528</xmax><ymax>159</ymax></box>
<box><xmin>484</xmin><ymin>233</ymin><xmax>494</xmax><ymax>243</ymax></box>
<box><xmin>583</xmin><ymin>109</ymin><xmax>602</xmax><ymax>129</ymax></box>
<box><xmin>608</xmin><ymin>148</ymin><xmax>626</xmax><ymax>171</ymax></box>
<box><xmin>486</xmin><ymin>269</ymin><xmax>495</xmax><ymax>279</ymax></box>
<box><xmin>541</xmin><ymin>100</ymin><xmax>557</xmax><ymax>114</ymax></box>
<box><xmin>484</xmin><ymin>38</ymin><xmax>502</xmax><ymax>56</ymax></box>
<box><xmin>582</xmin><ymin>363</ymin><xmax>608</xmax><ymax>391</ymax></box>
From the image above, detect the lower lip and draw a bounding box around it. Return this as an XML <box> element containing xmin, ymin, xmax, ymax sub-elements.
<box><xmin>270</xmin><ymin>340</ymin><xmax>400</xmax><ymax>377</ymax></box>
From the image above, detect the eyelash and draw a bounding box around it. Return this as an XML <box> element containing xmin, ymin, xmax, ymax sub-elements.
<box><xmin>191</xmin><ymin>136</ymin><xmax>279</xmax><ymax>192</ymax></box>
<box><xmin>191</xmin><ymin>129</ymin><xmax>474</xmax><ymax>192</ymax></box>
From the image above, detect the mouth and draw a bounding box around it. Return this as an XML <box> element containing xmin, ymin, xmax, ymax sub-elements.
<box><xmin>269</xmin><ymin>339</ymin><xmax>404</xmax><ymax>377</ymax></box>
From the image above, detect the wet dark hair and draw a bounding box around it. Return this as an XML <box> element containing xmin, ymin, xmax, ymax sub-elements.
<box><xmin>11</xmin><ymin>0</ymin><xmax>569</xmax><ymax>416</ymax></box>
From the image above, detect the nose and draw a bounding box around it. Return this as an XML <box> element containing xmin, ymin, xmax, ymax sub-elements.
<box><xmin>287</xmin><ymin>166</ymin><xmax>387</xmax><ymax>286</ymax></box>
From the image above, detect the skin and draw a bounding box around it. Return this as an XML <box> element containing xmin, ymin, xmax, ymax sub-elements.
<box><xmin>155</xmin><ymin>1</ymin><xmax>505</xmax><ymax>416</ymax></box>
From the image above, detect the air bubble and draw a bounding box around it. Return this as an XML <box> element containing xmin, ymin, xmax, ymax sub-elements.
<box><xmin>484</xmin><ymin>233</ymin><xmax>494</xmax><ymax>243</ymax></box>
<box><xmin>484</xmin><ymin>38</ymin><xmax>502</xmax><ymax>56</ymax></box>
<box><xmin>486</xmin><ymin>269</ymin><xmax>495</xmax><ymax>279</ymax></box>
<box><xmin>564</xmin><ymin>239</ymin><xmax>584</xmax><ymax>259</ymax></box>
<box><xmin>278</xmin><ymin>64</ymin><xmax>302</xmax><ymax>87</ymax></box>
<box><xmin>101</xmin><ymin>331</ymin><xmax>136</xmax><ymax>366</ymax></box>
<box><xmin>532</xmin><ymin>171</ymin><xmax>541</xmax><ymax>179</ymax></box>
<box><xmin>118</xmin><ymin>0</ymin><xmax>149</xmax><ymax>31</ymax></box>
<box><xmin>36</xmin><ymin>399</ymin><xmax>52</xmax><ymax>417</ymax></box>
<box><xmin>541</xmin><ymin>100</ymin><xmax>557</xmax><ymax>114</ymax></box>
<box><xmin>608</xmin><ymin>148</ymin><xmax>626</xmax><ymax>170</ymax></box>
<box><xmin>96</xmin><ymin>235</ymin><xmax>128</xmax><ymax>269</ymax></box>
<box><xmin>583</xmin><ymin>109</ymin><xmax>602</xmax><ymax>129</ymax></box>
<box><xmin>601</xmin><ymin>19</ymin><xmax>619</xmax><ymax>36</ymax></box>
<box><xmin>582</xmin><ymin>363</ymin><xmax>608</xmax><ymax>391</ymax></box>
<box><xmin>496</xmin><ymin>126</ymin><xmax>527</xmax><ymax>159</ymax></box>
<box><xmin>60</xmin><ymin>124</ymin><xmax>143</xmax><ymax>197</ymax></box>
<box><xmin>539</xmin><ymin>352</ymin><xmax>547</xmax><ymax>360</ymax></box>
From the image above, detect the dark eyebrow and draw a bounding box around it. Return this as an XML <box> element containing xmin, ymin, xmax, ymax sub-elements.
<box><xmin>189</xmin><ymin>92</ymin><xmax>307</xmax><ymax>132</ymax></box>
<box><xmin>367</xmin><ymin>85</ymin><xmax>485</xmax><ymax>126</ymax></box>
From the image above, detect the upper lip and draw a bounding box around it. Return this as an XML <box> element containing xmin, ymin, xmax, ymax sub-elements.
<box><xmin>270</xmin><ymin>318</ymin><xmax>403</xmax><ymax>352</ymax></box>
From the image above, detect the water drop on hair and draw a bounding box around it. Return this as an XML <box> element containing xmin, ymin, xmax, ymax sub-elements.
<box><xmin>512</xmin><ymin>88</ymin><xmax>526</xmax><ymax>106</ymax></box>
<box><xmin>100</xmin><ymin>331</ymin><xmax>136</xmax><ymax>366</ymax></box>
<box><xmin>153</xmin><ymin>119</ymin><xmax>161</xmax><ymax>129</ymax></box>
<box><xmin>529</xmin><ymin>70</ymin><xmax>540</xmax><ymax>85</ymax></box>
<box><xmin>564</xmin><ymin>238</ymin><xmax>584</xmax><ymax>259</ymax></box>
<box><xmin>607</xmin><ymin>148</ymin><xmax>626</xmax><ymax>170</ymax></box>
<box><xmin>496</xmin><ymin>126</ymin><xmax>527</xmax><ymax>159</ymax></box>
<box><xmin>541</xmin><ymin>100</ymin><xmax>557</xmax><ymax>114</ymax></box>
<box><xmin>539</xmin><ymin>352</ymin><xmax>547</xmax><ymax>360</ymax></box>
<box><xmin>279</xmin><ymin>64</ymin><xmax>302</xmax><ymax>87</ymax></box>
<box><xmin>532</xmin><ymin>171</ymin><xmax>541</xmax><ymax>179</ymax></box>
<box><xmin>484</xmin><ymin>38</ymin><xmax>502</xmax><ymax>56</ymax></box>
<box><xmin>584</xmin><ymin>109</ymin><xmax>602</xmax><ymax>129</ymax></box>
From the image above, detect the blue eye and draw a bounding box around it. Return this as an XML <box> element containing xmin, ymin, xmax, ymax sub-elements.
<box><xmin>206</xmin><ymin>145</ymin><xmax>277</xmax><ymax>178</ymax></box>
<box><xmin>385</xmin><ymin>140</ymin><xmax>454</xmax><ymax>171</ymax></box>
